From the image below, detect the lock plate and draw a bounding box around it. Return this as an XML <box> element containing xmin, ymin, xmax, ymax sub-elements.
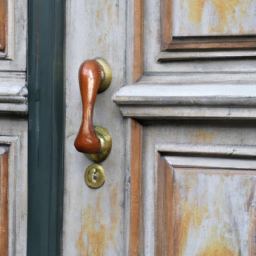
<box><xmin>85</xmin><ymin>164</ymin><xmax>105</xmax><ymax>189</ymax></box>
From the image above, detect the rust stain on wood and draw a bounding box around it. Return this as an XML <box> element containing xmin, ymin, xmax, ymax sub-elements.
<box><xmin>0</xmin><ymin>0</ymin><xmax>7</xmax><ymax>52</ymax></box>
<box><xmin>76</xmin><ymin>187</ymin><xmax>121</xmax><ymax>256</ymax></box>
<box><xmin>0</xmin><ymin>152</ymin><xmax>8</xmax><ymax>255</ymax></box>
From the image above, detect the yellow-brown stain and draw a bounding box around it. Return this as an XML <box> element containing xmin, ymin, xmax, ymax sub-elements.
<box><xmin>184</xmin><ymin>0</ymin><xmax>254</xmax><ymax>34</ymax></box>
<box><xmin>192</xmin><ymin>131</ymin><xmax>215</xmax><ymax>143</ymax></box>
<box><xmin>196</xmin><ymin>234</ymin><xmax>235</xmax><ymax>256</ymax></box>
<box><xmin>173</xmin><ymin>169</ymin><xmax>239</xmax><ymax>256</ymax></box>
<box><xmin>174</xmin><ymin>173</ymin><xmax>209</xmax><ymax>255</ymax></box>
<box><xmin>76</xmin><ymin>186</ymin><xmax>121</xmax><ymax>256</ymax></box>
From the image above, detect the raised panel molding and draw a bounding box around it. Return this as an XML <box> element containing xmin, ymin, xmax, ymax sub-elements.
<box><xmin>156</xmin><ymin>144</ymin><xmax>256</xmax><ymax>255</ymax></box>
<box><xmin>0</xmin><ymin>135</ymin><xmax>27</xmax><ymax>256</ymax></box>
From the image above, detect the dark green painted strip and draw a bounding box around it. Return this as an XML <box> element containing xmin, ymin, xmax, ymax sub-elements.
<box><xmin>27</xmin><ymin>0</ymin><xmax>65</xmax><ymax>255</ymax></box>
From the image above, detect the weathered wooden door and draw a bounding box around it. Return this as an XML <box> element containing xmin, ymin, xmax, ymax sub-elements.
<box><xmin>64</xmin><ymin>0</ymin><xmax>256</xmax><ymax>255</ymax></box>
<box><xmin>0</xmin><ymin>0</ymin><xmax>27</xmax><ymax>255</ymax></box>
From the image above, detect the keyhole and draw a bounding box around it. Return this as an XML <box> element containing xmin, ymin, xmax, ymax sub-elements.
<box><xmin>92</xmin><ymin>169</ymin><xmax>98</xmax><ymax>183</ymax></box>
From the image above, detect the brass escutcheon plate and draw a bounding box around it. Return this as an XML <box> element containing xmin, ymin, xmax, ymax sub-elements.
<box><xmin>85</xmin><ymin>164</ymin><xmax>105</xmax><ymax>189</ymax></box>
<box><xmin>95</xmin><ymin>58</ymin><xmax>112</xmax><ymax>94</ymax></box>
<box><xmin>86</xmin><ymin>125</ymin><xmax>112</xmax><ymax>163</ymax></box>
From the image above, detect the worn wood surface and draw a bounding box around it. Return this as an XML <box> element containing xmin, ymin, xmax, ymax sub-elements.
<box><xmin>173</xmin><ymin>0</ymin><xmax>256</xmax><ymax>36</ymax></box>
<box><xmin>133</xmin><ymin>0</ymin><xmax>144</xmax><ymax>82</ymax></box>
<box><xmin>0</xmin><ymin>0</ymin><xmax>7</xmax><ymax>52</ymax></box>
<box><xmin>156</xmin><ymin>155</ymin><xmax>173</xmax><ymax>256</ymax></box>
<box><xmin>0</xmin><ymin>150</ymin><xmax>8</xmax><ymax>255</ymax></box>
<box><xmin>129</xmin><ymin>119</ymin><xmax>142</xmax><ymax>256</ymax></box>
<box><xmin>161</xmin><ymin>0</ymin><xmax>256</xmax><ymax>50</ymax></box>
<box><xmin>172</xmin><ymin>168</ymin><xmax>256</xmax><ymax>255</ymax></box>
<box><xmin>64</xmin><ymin>0</ymin><xmax>126</xmax><ymax>255</ymax></box>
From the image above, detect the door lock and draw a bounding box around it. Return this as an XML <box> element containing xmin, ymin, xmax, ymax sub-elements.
<box><xmin>84</xmin><ymin>164</ymin><xmax>105</xmax><ymax>189</ymax></box>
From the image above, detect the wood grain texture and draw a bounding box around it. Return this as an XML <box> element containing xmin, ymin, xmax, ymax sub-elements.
<box><xmin>129</xmin><ymin>119</ymin><xmax>142</xmax><ymax>256</ymax></box>
<box><xmin>0</xmin><ymin>0</ymin><xmax>7</xmax><ymax>52</ymax></box>
<box><xmin>133</xmin><ymin>0</ymin><xmax>144</xmax><ymax>82</ymax></box>
<box><xmin>74</xmin><ymin>60</ymin><xmax>101</xmax><ymax>154</ymax></box>
<box><xmin>156</xmin><ymin>156</ymin><xmax>173</xmax><ymax>256</ymax></box>
<box><xmin>0</xmin><ymin>151</ymin><xmax>8</xmax><ymax>255</ymax></box>
<box><xmin>161</xmin><ymin>0</ymin><xmax>256</xmax><ymax>50</ymax></box>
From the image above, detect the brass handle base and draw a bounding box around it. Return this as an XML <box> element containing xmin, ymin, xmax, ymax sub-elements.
<box><xmin>85</xmin><ymin>164</ymin><xmax>105</xmax><ymax>189</ymax></box>
<box><xmin>95</xmin><ymin>58</ymin><xmax>112</xmax><ymax>94</ymax></box>
<box><xmin>86</xmin><ymin>125</ymin><xmax>112</xmax><ymax>163</ymax></box>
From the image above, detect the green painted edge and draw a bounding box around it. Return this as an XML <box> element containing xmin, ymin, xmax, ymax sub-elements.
<box><xmin>27</xmin><ymin>0</ymin><xmax>65</xmax><ymax>255</ymax></box>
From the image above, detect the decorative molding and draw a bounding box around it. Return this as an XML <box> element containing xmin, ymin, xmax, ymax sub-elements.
<box><xmin>0</xmin><ymin>136</ymin><xmax>27</xmax><ymax>256</ymax></box>
<box><xmin>156</xmin><ymin>143</ymin><xmax>256</xmax><ymax>255</ymax></box>
<box><xmin>113</xmin><ymin>83</ymin><xmax>256</xmax><ymax>119</ymax></box>
<box><xmin>0</xmin><ymin>73</ymin><xmax>27</xmax><ymax>114</ymax></box>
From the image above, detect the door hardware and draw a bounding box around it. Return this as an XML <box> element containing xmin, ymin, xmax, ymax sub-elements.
<box><xmin>84</xmin><ymin>164</ymin><xmax>105</xmax><ymax>189</ymax></box>
<box><xmin>74</xmin><ymin>58</ymin><xmax>112</xmax><ymax>163</ymax></box>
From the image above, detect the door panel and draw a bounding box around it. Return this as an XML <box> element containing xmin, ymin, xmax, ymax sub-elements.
<box><xmin>64</xmin><ymin>0</ymin><xmax>256</xmax><ymax>255</ymax></box>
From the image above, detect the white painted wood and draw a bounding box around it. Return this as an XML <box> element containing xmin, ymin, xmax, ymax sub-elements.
<box><xmin>113</xmin><ymin>83</ymin><xmax>256</xmax><ymax>119</ymax></box>
<box><xmin>64</xmin><ymin>0</ymin><xmax>126</xmax><ymax>255</ymax></box>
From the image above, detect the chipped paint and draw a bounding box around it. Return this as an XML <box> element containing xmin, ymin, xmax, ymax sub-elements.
<box><xmin>173</xmin><ymin>168</ymin><xmax>256</xmax><ymax>255</ymax></box>
<box><xmin>76</xmin><ymin>187</ymin><xmax>121</xmax><ymax>256</ymax></box>
<box><xmin>173</xmin><ymin>0</ymin><xmax>256</xmax><ymax>36</ymax></box>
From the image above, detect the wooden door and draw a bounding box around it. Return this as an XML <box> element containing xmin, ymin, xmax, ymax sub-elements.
<box><xmin>64</xmin><ymin>0</ymin><xmax>256</xmax><ymax>255</ymax></box>
<box><xmin>0</xmin><ymin>0</ymin><xmax>27</xmax><ymax>255</ymax></box>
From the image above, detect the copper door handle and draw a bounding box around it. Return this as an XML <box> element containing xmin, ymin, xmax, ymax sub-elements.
<box><xmin>74</xmin><ymin>58</ymin><xmax>112</xmax><ymax>163</ymax></box>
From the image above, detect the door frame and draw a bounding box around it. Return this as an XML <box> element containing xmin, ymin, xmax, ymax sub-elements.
<box><xmin>27</xmin><ymin>0</ymin><xmax>65</xmax><ymax>255</ymax></box>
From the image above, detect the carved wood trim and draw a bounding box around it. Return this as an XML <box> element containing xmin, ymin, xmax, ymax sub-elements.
<box><xmin>0</xmin><ymin>150</ymin><xmax>8</xmax><ymax>255</ymax></box>
<box><xmin>156</xmin><ymin>155</ymin><xmax>174</xmax><ymax>255</ymax></box>
<box><xmin>129</xmin><ymin>119</ymin><xmax>143</xmax><ymax>255</ymax></box>
<box><xmin>0</xmin><ymin>0</ymin><xmax>7</xmax><ymax>52</ymax></box>
<box><xmin>133</xmin><ymin>0</ymin><xmax>144</xmax><ymax>82</ymax></box>
<box><xmin>161</xmin><ymin>0</ymin><xmax>256</xmax><ymax>51</ymax></box>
